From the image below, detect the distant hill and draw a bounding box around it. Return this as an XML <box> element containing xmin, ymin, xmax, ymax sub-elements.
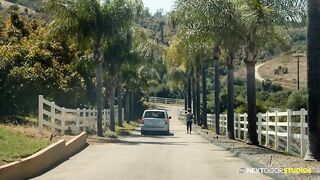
<box><xmin>0</xmin><ymin>0</ymin><xmax>37</xmax><ymax>17</ymax></box>
<box><xmin>235</xmin><ymin>54</ymin><xmax>307</xmax><ymax>90</ymax></box>
<box><xmin>1</xmin><ymin>0</ymin><xmax>42</xmax><ymax>11</ymax></box>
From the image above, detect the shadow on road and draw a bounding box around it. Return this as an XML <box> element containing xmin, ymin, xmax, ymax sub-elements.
<box><xmin>112</xmin><ymin>139</ymin><xmax>188</xmax><ymax>146</ymax></box>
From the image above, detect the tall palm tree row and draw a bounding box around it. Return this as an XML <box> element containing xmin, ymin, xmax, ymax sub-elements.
<box><xmin>175</xmin><ymin>0</ymin><xmax>306</xmax><ymax>144</ymax></box>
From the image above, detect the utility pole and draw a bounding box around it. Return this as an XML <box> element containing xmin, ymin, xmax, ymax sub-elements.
<box><xmin>293</xmin><ymin>53</ymin><xmax>304</xmax><ymax>90</ymax></box>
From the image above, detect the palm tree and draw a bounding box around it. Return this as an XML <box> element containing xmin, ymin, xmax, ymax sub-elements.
<box><xmin>213</xmin><ymin>45</ymin><xmax>221</xmax><ymax>134</ymax></box>
<box><xmin>117</xmin><ymin>77</ymin><xmax>123</xmax><ymax>127</ymax></box>
<box><xmin>238</xmin><ymin>0</ymin><xmax>305</xmax><ymax>144</ymax></box>
<box><xmin>175</xmin><ymin>0</ymin><xmax>305</xmax><ymax>142</ymax></box>
<box><xmin>45</xmin><ymin>0</ymin><xmax>138</xmax><ymax>136</ymax></box>
<box><xmin>305</xmin><ymin>0</ymin><xmax>320</xmax><ymax>161</ymax></box>
<box><xmin>201</xmin><ymin>59</ymin><xmax>208</xmax><ymax>129</ymax></box>
<box><xmin>192</xmin><ymin>75</ymin><xmax>197</xmax><ymax>124</ymax></box>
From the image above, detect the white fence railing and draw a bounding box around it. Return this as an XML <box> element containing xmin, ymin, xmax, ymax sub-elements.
<box><xmin>179</xmin><ymin>109</ymin><xmax>308</xmax><ymax>158</ymax></box>
<box><xmin>149</xmin><ymin>96</ymin><xmax>185</xmax><ymax>105</ymax></box>
<box><xmin>38</xmin><ymin>95</ymin><xmax>124</xmax><ymax>134</ymax></box>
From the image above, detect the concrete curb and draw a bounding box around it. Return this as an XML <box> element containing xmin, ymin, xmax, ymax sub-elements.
<box><xmin>197</xmin><ymin>130</ymin><xmax>289</xmax><ymax>180</ymax></box>
<box><xmin>0</xmin><ymin>132</ymin><xmax>88</xmax><ymax>180</ymax></box>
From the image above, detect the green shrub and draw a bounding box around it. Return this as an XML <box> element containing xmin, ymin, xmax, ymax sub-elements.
<box><xmin>287</xmin><ymin>90</ymin><xmax>307</xmax><ymax>110</ymax></box>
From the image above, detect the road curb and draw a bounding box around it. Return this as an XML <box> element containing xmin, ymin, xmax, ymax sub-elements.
<box><xmin>197</xmin><ymin>130</ymin><xmax>289</xmax><ymax>180</ymax></box>
<box><xmin>0</xmin><ymin>132</ymin><xmax>88</xmax><ymax>179</ymax></box>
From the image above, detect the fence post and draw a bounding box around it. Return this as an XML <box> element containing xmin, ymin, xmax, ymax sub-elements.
<box><xmin>234</xmin><ymin>113</ymin><xmax>237</xmax><ymax>138</ymax></box>
<box><xmin>300</xmin><ymin>108</ymin><xmax>306</xmax><ymax>158</ymax></box>
<box><xmin>219</xmin><ymin>114</ymin><xmax>222</xmax><ymax>135</ymax></box>
<box><xmin>83</xmin><ymin>108</ymin><xmax>87</xmax><ymax>132</ymax></box>
<box><xmin>266</xmin><ymin>111</ymin><xmax>269</xmax><ymax>147</ymax></box>
<box><xmin>61</xmin><ymin>107</ymin><xmax>66</xmax><ymax>135</ymax></box>
<box><xmin>257</xmin><ymin>113</ymin><xmax>262</xmax><ymax>145</ymax></box>
<box><xmin>287</xmin><ymin>109</ymin><xmax>292</xmax><ymax>155</ymax></box>
<box><xmin>244</xmin><ymin>113</ymin><xmax>247</xmax><ymax>141</ymax></box>
<box><xmin>50</xmin><ymin>101</ymin><xmax>56</xmax><ymax>133</ymax></box>
<box><xmin>38</xmin><ymin>95</ymin><xmax>44</xmax><ymax>130</ymax></box>
<box><xmin>237</xmin><ymin>114</ymin><xmax>241</xmax><ymax>139</ymax></box>
<box><xmin>275</xmin><ymin>111</ymin><xmax>279</xmax><ymax>150</ymax></box>
<box><xmin>76</xmin><ymin>108</ymin><xmax>80</xmax><ymax>134</ymax></box>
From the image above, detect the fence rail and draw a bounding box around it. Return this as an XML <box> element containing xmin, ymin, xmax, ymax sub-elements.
<box><xmin>38</xmin><ymin>95</ymin><xmax>123</xmax><ymax>134</ymax></box>
<box><xmin>179</xmin><ymin>108</ymin><xmax>308</xmax><ymax>158</ymax></box>
<box><xmin>149</xmin><ymin>96</ymin><xmax>185</xmax><ymax>105</ymax></box>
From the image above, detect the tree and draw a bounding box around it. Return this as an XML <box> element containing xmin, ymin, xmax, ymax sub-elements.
<box><xmin>175</xmin><ymin>0</ymin><xmax>305</xmax><ymax>142</ymax></box>
<box><xmin>45</xmin><ymin>0</ymin><xmax>139</xmax><ymax>136</ymax></box>
<box><xmin>238</xmin><ymin>0</ymin><xmax>305</xmax><ymax>144</ymax></box>
<box><xmin>305</xmin><ymin>0</ymin><xmax>320</xmax><ymax>161</ymax></box>
<box><xmin>0</xmin><ymin>13</ymin><xmax>87</xmax><ymax>117</ymax></box>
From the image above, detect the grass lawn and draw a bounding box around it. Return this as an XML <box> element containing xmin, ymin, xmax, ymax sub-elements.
<box><xmin>0</xmin><ymin>126</ymin><xmax>49</xmax><ymax>163</ymax></box>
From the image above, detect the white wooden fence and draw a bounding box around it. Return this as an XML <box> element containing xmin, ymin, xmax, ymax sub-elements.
<box><xmin>38</xmin><ymin>95</ymin><xmax>123</xmax><ymax>134</ymax></box>
<box><xmin>149</xmin><ymin>96</ymin><xmax>185</xmax><ymax>105</ymax></box>
<box><xmin>179</xmin><ymin>109</ymin><xmax>308</xmax><ymax>158</ymax></box>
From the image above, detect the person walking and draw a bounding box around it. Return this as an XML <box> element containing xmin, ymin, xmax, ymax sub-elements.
<box><xmin>186</xmin><ymin>108</ymin><xmax>193</xmax><ymax>134</ymax></box>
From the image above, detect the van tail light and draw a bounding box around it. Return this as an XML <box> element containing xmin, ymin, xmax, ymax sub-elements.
<box><xmin>141</xmin><ymin>118</ymin><xmax>144</xmax><ymax>124</ymax></box>
<box><xmin>165</xmin><ymin>118</ymin><xmax>169</xmax><ymax>124</ymax></box>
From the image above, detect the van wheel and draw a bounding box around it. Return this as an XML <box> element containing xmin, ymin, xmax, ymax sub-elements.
<box><xmin>166</xmin><ymin>130</ymin><xmax>170</xmax><ymax>135</ymax></box>
<box><xmin>141</xmin><ymin>131</ymin><xmax>145</xmax><ymax>135</ymax></box>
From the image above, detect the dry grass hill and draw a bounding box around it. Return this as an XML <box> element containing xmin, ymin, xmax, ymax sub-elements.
<box><xmin>0</xmin><ymin>0</ymin><xmax>36</xmax><ymax>16</ymax></box>
<box><xmin>235</xmin><ymin>54</ymin><xmax>307</xmax><ymax>90</ymax></box>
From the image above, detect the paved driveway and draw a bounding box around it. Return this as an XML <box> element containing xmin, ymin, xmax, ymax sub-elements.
<box><xmin>34</xmin><ymin>105</ymin><xmax>270</xmax><ymax>180</ymax></box>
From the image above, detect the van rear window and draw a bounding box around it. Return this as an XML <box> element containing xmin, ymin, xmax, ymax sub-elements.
<box><xmin>144</xmin><ymin>111</ymin><xmax>165</xmax><ymax>118</ymax></box>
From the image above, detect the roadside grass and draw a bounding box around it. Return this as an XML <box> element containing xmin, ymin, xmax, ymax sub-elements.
<box><xmin>104</xmin><ymin>121</ymin><xmax>140</xmax><ymax>138</ymax></box>
<box><xmin>0</xmin><ymin>126</ymin><xmax>49</xmax><ymax>163</ymax></box>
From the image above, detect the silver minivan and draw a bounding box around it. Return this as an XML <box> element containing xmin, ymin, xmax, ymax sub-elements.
<box><xmin>141</xmin><ymin>109</ymin><xmax>171</xmax><ymax>135</ymax></box>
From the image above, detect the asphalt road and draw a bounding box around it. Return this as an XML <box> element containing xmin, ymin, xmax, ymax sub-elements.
<box><xmin>34</xmin><ymin>105</ymin><xmax>270</xmax><ymax>180</ymax></box>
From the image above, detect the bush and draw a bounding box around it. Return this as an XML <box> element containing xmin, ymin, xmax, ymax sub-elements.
<box><xmin>8</xmin><ymin>4</ymin><xmax>19</xmax><ymax>11</ymax></box>
<box><xmin>287</xmin><ymin>90</ymin><xmax>308</xmax><ymax>110</ymax></box>
<box><xmin>262</xmin><ymin>79</ymin><xmax>283</xmax><ymax>92</ymax></box>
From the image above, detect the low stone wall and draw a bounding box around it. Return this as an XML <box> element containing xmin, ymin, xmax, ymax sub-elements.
<box><xmin>0</xmin><ymin>132</ymin><xmax>87</xmax><ymax>180</ymax></box>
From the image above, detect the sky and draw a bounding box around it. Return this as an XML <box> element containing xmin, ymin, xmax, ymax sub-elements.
<box><xmin>142</xmin><ymin>0</ymin><xmax>175</xmax><ymax>14</ymax></box>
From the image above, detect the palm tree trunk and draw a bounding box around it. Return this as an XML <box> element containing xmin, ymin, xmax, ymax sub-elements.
<box><xmin>125</xmin><ymin>92</ymin><xmax>130</xmax><ymax>123</ymax></box>
<box><xmin>192</xmin><ymin>76</ymin><xmax>197</xmax><ymax>124</ymax></box>
<box><xmin>305</xmin><ymin>0</ymin><xmax>320</xmax><ymax>160</ymax></box>
<box><xmin>246</xmin><ymin>62</ymin><xmax>258</xmax><ymax>145</ymax></box>
<box><xmin>187</xmin><ymin>73</ymin><xmax>192</xmax><ymax>110</ymax></box>
<box><xmin>227</xmin><ymin>52</ymin><xmax>235</xmax><ymax>139</ymax></box>
<box><xmin>109</xmin><ymin>77</ymin><xmax>117</xmax><ymax>132</ymax></box>
<box><xmin>196</xmin><ymin>77</ymin><xmax>201</xmax><ymax>126</ymax></box>
<box><xmin>202</xmin><ymin>61</ymin><xmax>208</xmax><ymax>129</ymax></box>
<box><xmin>95</xmin><ymin>54</ymin><xmax>103</xmax><ymax>137</ymax></box>
<box><xmin>214</xmin><ymin>58</ymin><xmax>221</xmax><ymax>134</ymax></box>
<box><xmin>184</xmin><ymin>80</ymin><xmax>188</xmax><ymax>112</ymax></box>
<box><xmin>130</xmin><ymin>90</ymin><xmax>134</xmax><ymax>121</ymax></box>
<box><xmin>117</xmin><ymin>77</ymin><xmax>123</xmax><ymax>127</ymax></box>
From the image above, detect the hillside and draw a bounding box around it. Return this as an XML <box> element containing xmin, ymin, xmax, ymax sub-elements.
<box><xmin>0</xmin><ymin>0</ymin><xmax>36</xmax><ymax>16</ymax></box>
<box><xmin>259</xmin><ymin>54</ymin><xmax>307</xmax><ymax>89</ymax></box>
<box><xmin>235</xmin><ymin>54</ymin><xmax>307</xmax><ymax>90</ymax></box>
<box><xmin>3</xmin><ymin>0</ymin><xmax>42</xmax><ymax>11</ymax></box>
